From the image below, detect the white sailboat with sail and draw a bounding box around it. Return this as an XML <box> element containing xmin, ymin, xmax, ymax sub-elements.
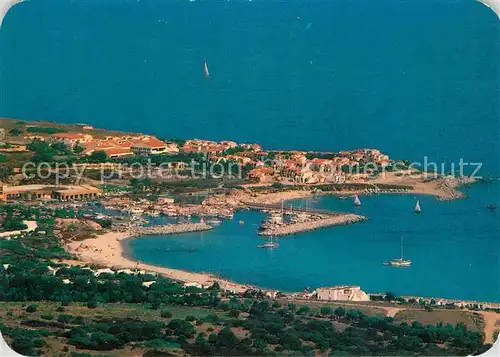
<box><xmin>204</xmin><ymin>58</ymin><xmax>210</xmax><ymax>78</ymax></box>
<box><xmin>353</xmin><ymin>195</ymin><xmax>361</xmax><ymax>207</ymax></box>
<box><xmin>389</xmin><ymin>237</ymin><xmax>411</xmax><ymax>267</ymax></box>
<box><xmin>415</xmin><ymin>200</ymin><xmax>421</xmax><ymax>213</ymax></box>
<box><xmin>258</xmin><ymin>236</ymin><xmax>279</xmax><ymax>249</ymax></box>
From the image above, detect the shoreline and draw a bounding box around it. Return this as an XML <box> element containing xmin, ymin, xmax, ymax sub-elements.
<box><xmin>65</xmin><ymin>231</ymin><xmax>253</xmax><ymax>293</ymax></box>
<box><xmin>65</xmin><ymin>231</ymin><xmax>500</xmax><ymax>305</ymax></box>
<box><xmin>237</xmin><ymin>174</ymin><xmax>475</xmax><ymax>206</ymax></box>
<box><xmin>63</xmin><ymin>175</ymin><xmax>484</xmax><ymax>301</ymax></box>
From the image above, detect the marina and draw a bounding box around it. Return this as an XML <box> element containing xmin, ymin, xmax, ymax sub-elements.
<box><xmin>129</xmin><ymin>190</ymin><xmax>500</xmax><ymax>302</ymax></box>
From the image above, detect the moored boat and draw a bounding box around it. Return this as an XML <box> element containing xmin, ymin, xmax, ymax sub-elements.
<box><xmin>258</xmin><ymin>237</ymin><xmax>279</xmax><ymax>249</ymax></box>
<box><xmin>387</xmin><ymin>237</ymin><xmax>411</xmax><ymax>267</ymax></box>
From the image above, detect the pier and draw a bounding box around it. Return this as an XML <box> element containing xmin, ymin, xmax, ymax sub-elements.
<box><xmin>245</xmin><ymin>202</ymin><xmax>345</xmax><ymax>216</ymax></box>
<box><xmin>131</xmin><ymin>222</ymin><xmax>213</xmax><ymax>236</ymax></box>
<box><xmin>259</xmin><ymin>213</ymin><xmax>366</xmax><ymax>236</ymax></box>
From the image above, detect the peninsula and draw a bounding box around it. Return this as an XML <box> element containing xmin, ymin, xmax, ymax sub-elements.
<box><xmin>0</xmin><ymin>118</ymin><xmax>497</xmax><ymax>356</ymax></box>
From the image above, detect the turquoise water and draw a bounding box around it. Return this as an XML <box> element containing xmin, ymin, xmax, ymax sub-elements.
<box><xmin>1</xmin><ymin>0</ymin><xmax>499</xmax><ymax>300</ymax></box>
<box><xmin>129</xmin><ymin>184</ymin><xmax>500</xmax><ymax>301</ymax></box>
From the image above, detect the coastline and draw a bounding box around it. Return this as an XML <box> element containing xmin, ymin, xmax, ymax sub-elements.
<box><xmin>65</xmin><ymin>230</ymin><xmax>500</xmax><ymax>305</ymax></box>
<box><xmin>63</xmin><ymin>174</ymin><xmax>480</xmax><ymax>299</ymax></box>
<box><xmin>238</xmin><ymin>174</ymin><xmax>473</xmax><ymax>206</ymax></box>
<box><xmin>65</xmin><ymin>231</ymin><xmax>253</xmax><ymax>293</ymax></box>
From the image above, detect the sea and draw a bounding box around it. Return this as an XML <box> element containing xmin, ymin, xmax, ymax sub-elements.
<box><xmin>0</xmin><ymin>0</ymin><xmax>499</xmax><ymax>301</ymax></box>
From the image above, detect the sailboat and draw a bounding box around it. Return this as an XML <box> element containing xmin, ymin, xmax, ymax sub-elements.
<box><xmin>203</xmin><ymin>58</ymin><xmax>210</xmax><ymax>78</ymax></box>
<box><xmin>415</xmin><ymin>200</ymin><xmax>421</xmax><ymax>213</ymax></box>
<box><xmin>258</xmin><ymin>236</ymin><xmax>279</xmax><ymax>249</ymax></box>
<box><xmin>389</xmin><ymin>237</ymin><xmax>411</xmax><ymax>267</ymax></box>
<box><xmin>353</xmin><ymin>195</ymin><xmax>361</xmax><ymax>207</ymax></box>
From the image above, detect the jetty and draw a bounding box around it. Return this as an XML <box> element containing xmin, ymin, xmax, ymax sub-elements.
<box><xmin>259</xmin><ymin>213</ymin><xmax>366</xmax><ymax>237</ymax></box>
<box><xmin>246</xmin><ymin>202</ymin><xmax>345</xmax><ymax>216</ymax></box>
<box><xmin>131</xmin><ymin>222</ymin><xmax>213</xmax><ymax>236</ymax></box>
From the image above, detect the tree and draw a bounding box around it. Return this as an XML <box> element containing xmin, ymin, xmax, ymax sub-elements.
<box><xmin>26</xmin><ymin>304</ymin><xmax>37</xmax><ymax>313</ymax></box>
<box><xmin>385</xmin><ymin>292</ymin><xmax>398</xmax><ymax>302</ymax></box>
<box><xmin>228</xmin><ymin>309</ymin><xmax>240</xmax><ymax>318</ymax></box>
<box><xmin>89</xmin><ymin>151</ymin><xmax>109</xmax><ymax>163</ymax></box>
<box><xmin>216</xmin><ymin>327</ymin><xmax>237</xmax><ymax>348</ymax></box>
<box><xmin>51</xmin><ymin>142</ymin><xmax>71</xmax><ymax>154</ymax></box>
<box><xmin>320</xmin><ymin>306</ymin><xmax>332</xmax><ymax>316</ymax></box>
<box><xmin>167</xmin><ymin>319</ymin><xmax>196</xmax><ymax>338</ymax></box>
<box><xmin>0</xmin><ymin>166</ymin><xmax>13</xmax><ymax>179</ymax></box>
<box><xmin>297</xmin><ymin>306</ymin><xmax>310</xmax><ymax>315</ymax></box>
<box><xmin>334</xmin><ymin>307</ymin><xmax>346</xmax><ymax>318</ymax></box>
<box><xmin>27</xmin><ymin>139</ymin><xmax>53</xmax><ymax>154</ymax></box>
<box><xmin>2</xmin><ymin>219</ymin><xmax>28</xmax><ymax>231</ymax></box>
<box><xmin>73</xmin><ymin>145</ymin><xmax>85</xmax><ymax>154</ymax></box>
<box><xmin>160</xmin><ymin>310</ymin><xmax>173</xmax><ymax>318</ymax></box>
<box><xmin>9</xmin><ymin>128</ymin><xmax>23</xmax><ymax>136</ymax></box>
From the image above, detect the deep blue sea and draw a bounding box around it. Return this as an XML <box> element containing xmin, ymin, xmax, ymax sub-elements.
<box><xmin>1</xmin><ymin>0</ymin><xmax>499</xmax><ymax>300</ymax></box>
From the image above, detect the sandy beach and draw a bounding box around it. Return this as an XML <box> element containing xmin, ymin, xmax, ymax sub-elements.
<box><xmin>65</xmin><ymin>231</ymin><xmax>252</xmax><ymax>293</ymax></box>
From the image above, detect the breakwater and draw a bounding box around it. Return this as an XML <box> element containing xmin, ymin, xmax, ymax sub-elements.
<box><xmin>131</xmin><ymin>222</ymin><xmax>213</xmax><ymax>236</ymax></box>
<box><xmin>259</xmin><ymin>214</ymin><xmax>366</xmax><ymax>236</ymax></box>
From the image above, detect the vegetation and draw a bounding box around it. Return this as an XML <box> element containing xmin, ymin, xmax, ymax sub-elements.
<box><xmin>88</xmin><ymin>151</ymin><xmax>109</xmax><ymax>163</ymax></box>
<box><xmin>8</xmin><ymin>128</ymin><xmax>23</xmax><ymax>136</ymax></box>
<box><xmin>26</xmin><ymin>126</ymin><xmax>67</xmax><ymax>134</ymax></box>
<box><xmin>1</xmin><ymin>217</ymin><xmax>28</xmax><ymax>232</ymax></box>
<box><xmin>26</xmin><ymin>139</ymin><xmax>75</xmax><ymax>164</ymax></box>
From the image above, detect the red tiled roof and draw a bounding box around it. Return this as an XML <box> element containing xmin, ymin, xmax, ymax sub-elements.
<box><xmin>52</xmin><ymin>133</ymin><xmax>86</xmax><ymax>140</ymax></box>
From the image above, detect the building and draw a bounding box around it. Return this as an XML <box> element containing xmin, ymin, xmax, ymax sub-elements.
<box><xmin>248</xmin><ymin>167</ymin><xmax>275</xmax><ymax>183</ymax></box>
<box><xmin>52</xmin><ymin>133</ymin><xmax>93</xmax><ymax>147</ymax></box>
<box><xmin>314</xmin><ymin>286</ymin><xmax>370</xmax><ymax>302</ymax></box>
<box><xmin>157</xmin><ymin>196</ymin><xmax>175</xmax><ymax>205</ymax></box>
<box><xmin>76</xmin><ymin>123</ymin><xmax>94</xmax><ymax>130</ymax></box>
<box><xmin>1</xmin><ymin>184</ymin><xmax>102</xmax><ymax>201</ymax></box>
<box><xmin>130</xmin><ymin>136</ymin><xmax>177</xmax><ymax>155</ymax></box>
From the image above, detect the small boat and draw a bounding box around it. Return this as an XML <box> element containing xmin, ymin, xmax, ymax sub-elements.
<box><xmin>239</xmin><ymin>220</ymin><xmax>245</xmax><ymax>225</ymax></box>
<box><xmin>388</xmin><ymin>237</ymin><xmax>411</xmax><ymax>267</ymax></box>
<box><xmin>207</xmin><ymin>219</ymin><xmax>222</xmax><ymax>225</ymax></box>
<box><xmin>415</xmin><ymin>200</ymin><xmax>421</xmax><ymax>214</ymax></box>
<box><xmin>258</xmin><ymin>237</ymin><xmax>279</xmax><ymax>249</ymax></box>
<box><xmin>204</xmin><ymin>58</ymin><xmax>210</xmax><ymax>78</ymax></box>
<box><xmin>130</xmin><ymin>207</ymin><xmax>144</xmax><ymax>215</ymax></box>
<box><xmin>487</xmin><ymin>205</ymin><xmax>496</xmax><ymax>211</ymax></box>
<box><xmin>353</xmin><ymin>195</ymin><xmax>361</xmax><ymax>207</ymax></box>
